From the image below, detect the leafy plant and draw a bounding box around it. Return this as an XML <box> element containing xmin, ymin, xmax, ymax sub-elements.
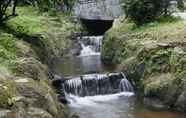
<box><xmin>0</xmin><ymin>0</ymin><xmax>18</xmax><ymax>23</ymax></box>
<box><xmin>122</xmin><ymin>0</ymin><xmax>173</xmax><ymax>25</ymax></box>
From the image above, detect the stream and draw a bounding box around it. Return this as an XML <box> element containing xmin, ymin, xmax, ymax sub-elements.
<box><xmin>53</xmin><ymin>36</ymin><xmax>186</xmax><ymax>118</ymax></box>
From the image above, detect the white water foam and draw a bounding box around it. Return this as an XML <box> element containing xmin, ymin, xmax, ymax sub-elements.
<box><xmin>78</xmin><ymin>36</ymin><xmax>103</xmax><ymax>57</ymax></box>
<box><xmin>66</xmin><ymin>92</ymin><xmax>134</xmax><ymax>108</ymax></box>
<box><xmin>79</xmin><ymin>44</ymin><xmax>100</xmax><ymax>56</ymax></box>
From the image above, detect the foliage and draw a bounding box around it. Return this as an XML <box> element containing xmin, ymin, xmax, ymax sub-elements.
<box><xmin>34</xmin><ymin>0</ymin><xmax>63</xmax><ymax>12</ymax></box>
<box><xmin>102</xmin><ymin>16</ymin><xmax>184</xmax><ymax>65</ymax></box>
<box><xmin>5</xmin><ymin>6</ymin><xmax>82</xmax><ymax>63</ymax></box>
<box><xmin>0</xmin><ymin>77</ymin><xmax>18</xmax><ymax>108</ymax></box>
<box><xmin>0</xmin><ymin>32</ymin><xmax>16</xmax><ymax>68</ymax></box>
<box><xmin>102</xmin><ymin>16</ymin><xmax>186</xmax><ymax>110</ymax></box>
<box><xmin>0</xmin><ymin>0</ymin><xmax>18</xmax><ymax>23</ymax></box>
<box><xmin>63</xmin><ymin>0</ymin><xmax>77</xmax><ymax>10</ymax></box>
<box><xmin>122</xmin><ymin>0</ymin><xmax>173</xmax><ymax>25</ymax></box>
<box><xmin>177</xmin><ymin>0</ymin><xmax>185</xmax><ymax>11</ymax></box>
<box><xmin>20</xmin><ymin>0</ymin><xmax>77</xmax><ymax>12</ymax></box>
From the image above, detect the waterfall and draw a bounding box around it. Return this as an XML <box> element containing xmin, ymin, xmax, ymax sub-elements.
<box><xmin>78</xmin><ymin>36</ymin><xmax>103</xmax><ymax>56</ymax></box>
<box><xmin>63</xmin><ymin>73</ymin><xmax>134</xmax><ymax>97</ymax></box>
<box><xmin>119</xmin><ymin>73</ymin><xmax>133</xmax><ymax>92</ymax></box>
<box><xmin>119</xmin><ymin>79</ymin><xmax>133</xmax><ymax>92</ymax></box>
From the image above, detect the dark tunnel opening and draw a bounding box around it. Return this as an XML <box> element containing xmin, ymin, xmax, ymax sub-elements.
<box><xmin>81</xmin><ymin>19</ymin><xmax>114</xmax><ymax>35</ymax></box>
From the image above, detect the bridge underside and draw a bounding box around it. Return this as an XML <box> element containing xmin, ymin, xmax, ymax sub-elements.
<box><xmin>81</xmin><ymin>19</ymin><xmax>114</xmax><ymax>35</ymax></box>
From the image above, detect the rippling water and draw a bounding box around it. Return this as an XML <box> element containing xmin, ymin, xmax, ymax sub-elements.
<box><xmin>67</xmin><ymin>93</ymin><xmax>185</xmax><ymax>118</ymax></box>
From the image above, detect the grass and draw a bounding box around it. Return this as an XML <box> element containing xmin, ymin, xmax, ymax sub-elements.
<box><xmin>0</xmin><ymin>32</ymin><xmax>17</xmax><ymax>68</ymax></box>
<box><xmin>102</xmin><ymin>16</ymin><xmax>186</xmax><ymax>64</ymax></box>
<box><xmin>0</xmin><ymin>6</ymin><xmax>81</xmax><ymax>70</ymax></box>
<box><xmin>6</xmin><ymin>6</ymin><xmax>75</xmax><ymax>35</ymax></box>
<box><xmin>109</xmin><ymin>16</ymin><xmax>186</xmax><ymax>43</ymax></box>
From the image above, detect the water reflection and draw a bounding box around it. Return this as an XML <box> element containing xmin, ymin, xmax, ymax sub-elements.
<box><xmin>53</xmin><ymin>55</ymin><xmax>115</xmax><ymax>76</ymax></box>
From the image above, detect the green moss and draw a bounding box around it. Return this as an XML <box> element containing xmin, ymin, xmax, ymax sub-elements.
<box><xmin>0</xmin><ymin>78</ymin><xmax>18</xmax><ymax>108</ymax></box>
<box><xmin>0</xmin><ymin>6</ymin><xmax>82</xmax><ymax>71</ymax></box>
<box><xmin>102</xmin><ymin>16</ymin><xmax>186</xmax><ymax>66</ymax></box>
<box><xmin>7</xmin><ymin>6</ymin><xmax>81</xmax><ymax>35</ymax></box>
<box><xmin>6</xmin><ymin>6</ymin><xmax>82</xmax><ymax>58</ymax></box>
<box><xmin>0</xmin><ymin>32</ymin><xmax>17</xmax><ymax>68</ymax></box>
<box><xmin>102</xmin><ymin>16</ymin><xmax>186</xmax><ymax>109</ymax></box>
<box><xmin>0</xmin><ymin>6</ymin><xmax>75</xmax><ymax>116</ymax></box>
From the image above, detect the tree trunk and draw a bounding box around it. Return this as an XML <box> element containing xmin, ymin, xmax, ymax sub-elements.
<box><xmin>12</xmin><ymin>0</ymin><xmax>18</xmax><ymax>16</ymax></box>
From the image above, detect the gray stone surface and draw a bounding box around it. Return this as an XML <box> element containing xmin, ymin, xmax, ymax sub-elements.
<box><xmin>74</xmin><ymin>0</ymin><xmax>122</xmax><ymax>20</ymax></box>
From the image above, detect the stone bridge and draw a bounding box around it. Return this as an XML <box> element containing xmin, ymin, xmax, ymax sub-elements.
<box><xmin>74</xmin><ymin>0</ymin><xmax>122</xmax><ymax>20</ymax></box>
<box><xmin>73</xmin><ymin>0</ymin><xmax>122</xmax><ymax>35</ymax></box>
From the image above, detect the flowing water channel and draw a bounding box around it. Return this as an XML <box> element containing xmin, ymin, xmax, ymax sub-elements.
<box><xmin>53</xmin><ymin>36</ymin><xmax>186</xmax><ymax>118</ymax></box>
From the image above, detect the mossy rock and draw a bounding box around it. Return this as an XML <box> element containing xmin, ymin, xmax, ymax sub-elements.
<box><xmin>0</xmin><ymin>67</ymin><xmax>18</xmax><ymax>109</ymax></box>
<box><xmin>102</xmin><ymin>16</ymin><xmax>186</xmax><ymax>111</ymax></box>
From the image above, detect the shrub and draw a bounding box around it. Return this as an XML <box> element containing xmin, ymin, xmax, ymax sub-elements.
<box><xmin>122</xmin><ymin>0</ymin><xmax>172</xmax><ymax>25</ymax></box>
<box><xmin>20</xmin><ymin>0</ymin><xmax>76</xmax><ymax>12</ymax></box>
<box><xmin>177</xmin><ymin>0</ymin><xmax>185</xmax><ymax>10</ymax></box>
<box><xmin>0</xmin><ymin>0</ymin><xmax>18</xmax><ymax>23</ymax></box>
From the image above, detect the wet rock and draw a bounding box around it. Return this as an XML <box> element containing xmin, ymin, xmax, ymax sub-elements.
<box><xmin>15</xmin><ymin>57</ymin><xmax>48</xmax><ymax>80</ymax></box>
<box><xmin>173</xmin><ymin>47</ymin><xmax>185</xmax><ymax>54</ymax></box>
<box><xmin>51</xmin><ymin>78</ymin><xmax>64</xmax><ymax>88</ymax></box>
<box><xmin>175</xmin><ymin>93</ymin><xmax>186</xmax><ymax>111</ymax></box>
<box><xmin>144</xmin><ymin>98</ymin><xmax>169</xmax><ymax>111</ymax></box>
<box><xmin>71</xmin><ymin>113</ymin><xmax>80</xmax><ymax>118</ymax></box>
<box><xmin>58</xmin><ymin>97</ymin><xmax>68</xmax><ymax>104</ymax></box>
<box><xmin>70</xmin><ymin>42</ymin><xmax>81</xmax><ymax>56</ymax></box>
<box><xmin>27</xmin><ymin>107</ymin><xmax>53</xmax><ymax>118</ymax></box>
<box><xmin>0</xmin><ymin>67</ymin><xmax>67</xmax><ymax>118</ymax></box>
<box><xmin>0</xmin><ymin>110</ymin><xmax>12</xmax><ymax>118</ymax></box>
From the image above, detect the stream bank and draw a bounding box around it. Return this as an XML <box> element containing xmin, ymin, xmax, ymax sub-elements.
<box><xmin>0</xmin><ymin>6</ymin><xmax>82</xmax><ymax>118</ymax></box>
<box><xmin>102</xmin><ymin>16</ymin><xmax>186</xmax><ymax>112</ymax></box>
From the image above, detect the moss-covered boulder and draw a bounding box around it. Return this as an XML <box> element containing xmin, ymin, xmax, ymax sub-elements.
<box><xmin>102</xmin><ymin>16</ymin><xmax>186</xmax><ymax>111</ymax></box>
<box><xmin>0</xmin><ymin>43</ymin><xmax>68</xmax><ymax>118</ymax></box>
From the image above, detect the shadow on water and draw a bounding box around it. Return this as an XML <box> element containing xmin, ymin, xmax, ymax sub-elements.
<box><xmin>53</xmin><ymin>55</ymin><xmax>116</xmax><ymax>77</ymax></box>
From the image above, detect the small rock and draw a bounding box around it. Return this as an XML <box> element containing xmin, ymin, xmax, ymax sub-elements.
<box><xmin>58</xmin><ymin>96</ymin><xmax>68</xmax><ymax>104</ymax></box>
<box><xmin>144</xmin><ymin>98</ymin><xmax>169</xmax><ymax>111</ymax></box>
<box><xmin>71</xmin><ymin>113</ymin><xmax>80</xmax><ymax>118</ymax></box>
<box><xmin>174</xmin><ymin>47</ymin><xmax>185</xmax><ymax>54</ymax></box>
<box><xmin>0</xmin><ymin>110</ymin><xmax>11</xmax><ymax>117</ymax></box>
<box><xmin>52</xmin><ymin>78</ymin><xmax>65</xmax><ymax>87</ymax></box>
<box><xmin>54</xmin><ymin>74</ymin><xmax>62</xmax><ymax>80</ymax></box>
<box><xmin>15</xmin><ymin>78</ymin><xmax>29</xmax><ymax>83</ymax></box>
<box><xmin>27</xmin><ymin>107</ymin><xmax>53</xmax><ymax>118</ymax></box>
<box><xmin>12</xmin><ymin>96</ymin><xmax>25</xmax><ymax>102</ymax></box>
<box><xmin>157</xmin><ymin>42</ymin><xmax>170</xmax><ymax>47</ymax></box>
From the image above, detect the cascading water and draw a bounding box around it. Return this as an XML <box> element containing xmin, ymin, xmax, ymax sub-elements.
<box><xmin>63</xmin><ymin>73</ymin><xmax>134</xmax><ymax>97</ymax></box>
<box><xmin>63</xmin><ymin>73</ymin><xmax>135</xmax><ymax>118</ymax></box>
<box><xmin>54</xmin><ymin>35</ymin><xmax>186</xmax><ymax>118</ymax></box>
<box><xmin>78</xmin><ymin>36</ymin><xmax>103</xmax><ymax>56</ymax></box>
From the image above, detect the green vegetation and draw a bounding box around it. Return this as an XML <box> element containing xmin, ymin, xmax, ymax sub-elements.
<box><xmin>102</xmin><ymin>16</ymin><xmax>186</xmax><ymax>110</ymax></box>
<box><xmin>0</xmin><ymin>6</ymin><xmax>81</xmax><ymax>68</ymax></box>
<box><xmin>0</xmin><ymin>3</ymin><xmax>80</xmax><ymax>116</ymax></box>
<box><xmin>21</xmin><ymin>0</ymin><xmax>77</xmax><ymax>11</ymax></box>
<box><xmin>0</xmin><ymin>0</ymin><xmax>18</xmax><ymax>23</ymax></box>
<box><xmin>102</xmin><ymin>16</ymin><xmax>184</xmax><ymax>64</ymax></box>
<box><xmin>0</xmin><ymin>71</ymin><xmax>18</xmax><ymax>108</ymax></box>
<box><xmin>0</xmin><ymin>32</ymin><xmax>17</xmax><ymax>69</ymax></box>
<box><xmin>122</xmin><ymin>0</ymin><xmax>184</xmax><ymax>25</ymax></box>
